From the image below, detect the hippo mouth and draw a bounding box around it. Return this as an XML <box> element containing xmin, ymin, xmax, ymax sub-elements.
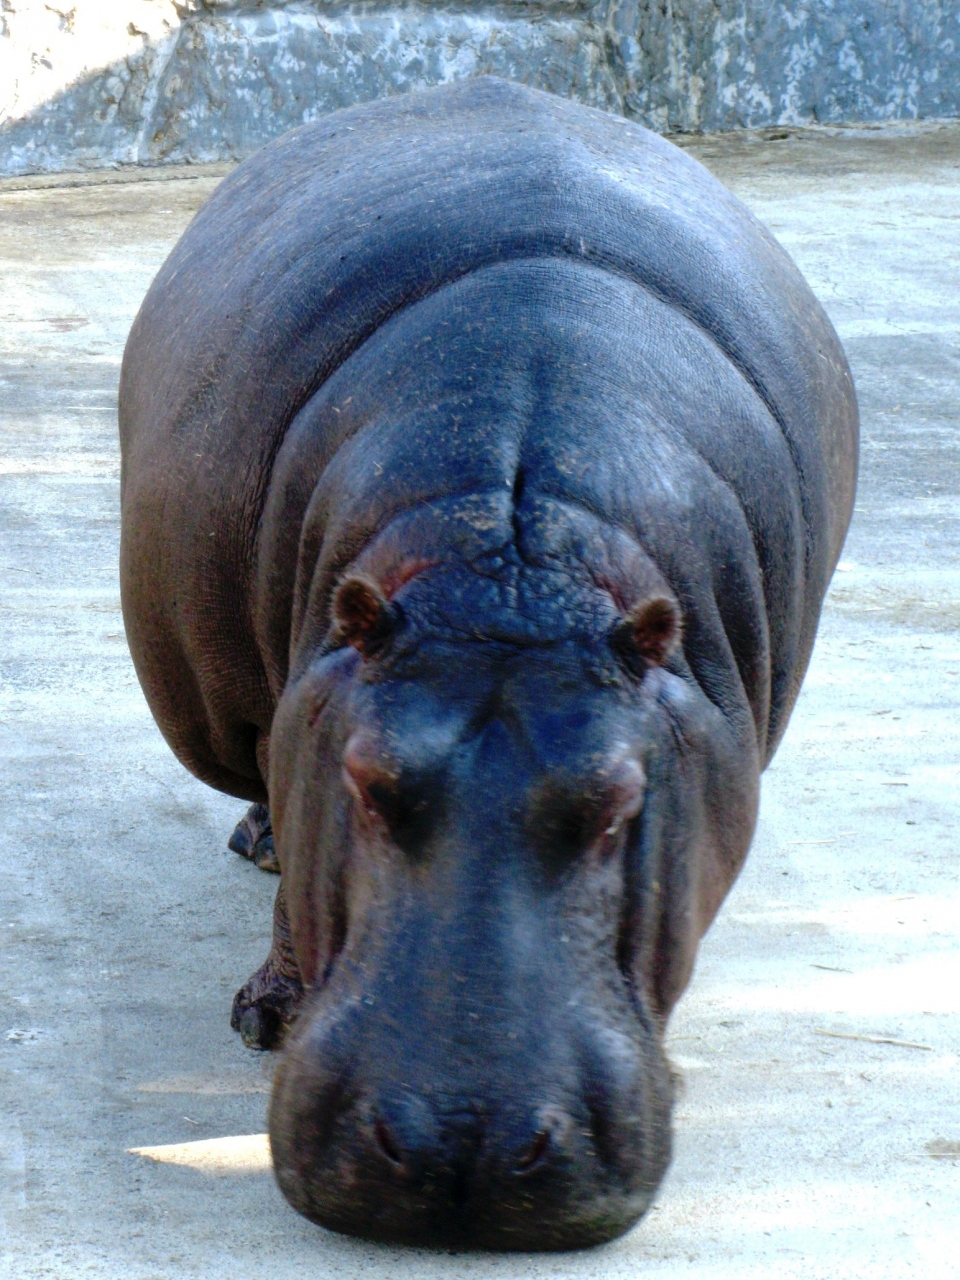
<box><xmin>265</xmin><ymin>973</ymin><xmax>674</xmax><ymax>1250</ymax></box>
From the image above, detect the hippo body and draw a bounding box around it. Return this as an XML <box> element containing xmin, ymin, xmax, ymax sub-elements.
<box><xmin>119</xmin><ymin>78</ymin><xmax>857</xmax><ymax>1249</ymax></box>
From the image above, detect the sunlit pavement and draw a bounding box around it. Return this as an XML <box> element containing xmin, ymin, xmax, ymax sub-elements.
<box><xmin>1</xmin><ymin>125</ymin><xmax>958</xmax><ymax>1278</ymax></box>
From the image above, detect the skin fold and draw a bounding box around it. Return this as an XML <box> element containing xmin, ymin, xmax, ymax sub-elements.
<box><xmin>119</xmin><ymin>79</ymin><xmax>858</xmax><ymax>1249</ymax></box>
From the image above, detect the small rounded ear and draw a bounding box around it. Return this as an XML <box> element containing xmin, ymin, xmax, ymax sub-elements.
<box><xmin>611</xmin><ymin>595</ymin><xmax>682</xmax><ymax>668</ymax></box>
<box><xmin>332</xmin><ymin>576</ymin><xmax>402</xmax><ymax>659</ymax></box>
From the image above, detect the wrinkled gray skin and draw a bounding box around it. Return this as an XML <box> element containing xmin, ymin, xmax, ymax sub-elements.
<box><xmin>119</xmin><ymin>79</ymin><xmax>858</xmax><ymax>1250</ymax></box>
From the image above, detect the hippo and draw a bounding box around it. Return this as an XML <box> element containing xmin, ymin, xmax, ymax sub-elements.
<box><xmin>119</xmin><ymin>77</ymin><xmax>858</xmax><ymax>1250</ymax></box>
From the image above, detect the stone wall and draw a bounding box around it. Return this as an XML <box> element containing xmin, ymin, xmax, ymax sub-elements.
<box><xmin>2</xmin><ymin>0</ymin><xmax>959</xmax><ymax>177</ymax></box>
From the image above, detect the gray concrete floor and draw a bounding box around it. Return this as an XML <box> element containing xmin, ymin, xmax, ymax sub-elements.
<box><xmin>1</xmin><ymin>123</ymin><xmax>958</xmax><ymax>1278</ymax></box>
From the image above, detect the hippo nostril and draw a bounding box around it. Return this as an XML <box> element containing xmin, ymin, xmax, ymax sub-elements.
<box><xmin>514</xmin><ymin>1128</ymin><xmax>551</xmax><ymax>1174</ymax></box>
<box><xmin>373</xmin><ymin>1116</ymin><xmax>404</xmax><ymax>1167</ymax></box>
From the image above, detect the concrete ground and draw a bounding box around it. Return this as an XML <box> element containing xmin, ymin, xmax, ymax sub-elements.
<box><xmin>1</xmin><ymin>122</ymin><xmax>958</xmax><ymax>1279</ymax></box>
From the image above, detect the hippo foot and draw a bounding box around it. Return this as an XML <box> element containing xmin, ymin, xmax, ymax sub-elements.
<box><xmin>228</xmin><ymin>802</ymin><xmax>280</xmax><ymax>873</ymax></box>
<box><xmin>231</xmin><ymin>884</ymin><xmax>304</xmax><ymax>1050</ymax></box>
<box><xmin>231</xmin><ymin>968</ymin><xmax>301</xmax><ymax>1050</ymax></box>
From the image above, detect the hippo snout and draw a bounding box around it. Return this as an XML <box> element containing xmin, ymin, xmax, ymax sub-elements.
<box><xmin>268</xmin><ymin>995</ymin><xmax>672</xmax><ymax>1250</ymax></box>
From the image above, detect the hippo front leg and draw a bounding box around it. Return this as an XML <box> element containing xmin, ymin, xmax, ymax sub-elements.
<box><xmin>231</xmin><ymin>883</ymin><xmax>304</xmax><ymax>1050</ymax></box>
<box><xmin>228</xmin><ymin>802</ymin><xmax>280</xmax><ymax>873</ymax></box>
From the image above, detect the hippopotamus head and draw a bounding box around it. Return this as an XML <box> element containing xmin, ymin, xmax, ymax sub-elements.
<box><xmin>268</xmin><ymin>563</ymin><xmax>685</xmax><ymax>1248</ymax></box>
<box><xmin>260</xmin><ymin>259</ymin><xmax>758</xmax><ymax>1249</ymax></box>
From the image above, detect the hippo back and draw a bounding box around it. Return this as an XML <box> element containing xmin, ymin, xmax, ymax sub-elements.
<box><xmin>119</xmin><ymin>77</ymin><xmax>857</xmax><ymax>800</ymax></box>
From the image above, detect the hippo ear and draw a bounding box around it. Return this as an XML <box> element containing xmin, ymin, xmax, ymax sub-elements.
<box><xmin>611</xmin><ymin>595</ymin><xmax>682</xmax><ymax>669</ymax></box>
<box><xmin>332</xmin><ymin>576</ymin><xmax>402</xmax><ymax>659</ymax></box>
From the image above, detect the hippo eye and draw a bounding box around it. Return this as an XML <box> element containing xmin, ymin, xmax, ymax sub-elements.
<box><xmin>538</xmin><ymin>802</ymin><xmax>596</xmax><ymax>857</ymax></box>
<box><xmin>343</xmin><ymin>747</ymin><xmax>438</xmax><ymax>856</ymax></box>
<box><xmin>366</xmin><ymin>776</ymin><xmax>438</xmax><ymax>855</ymax></box>
<box><xmin>534</xmin><ymin>793</ymin><xmax>624</xmax><ymax>875</ymax></box>
<box><xmin>365</xmin><ymin>777</ymin><xmax>420</xmax><ymax>827</ymax></box>
<box><xmin>532</xmin><ymin>762</ymin><xmax>645</xmax><ymax>876</ymax></box>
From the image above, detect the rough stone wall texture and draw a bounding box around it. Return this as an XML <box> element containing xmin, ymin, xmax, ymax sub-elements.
<box><xmin>2</xmin><ymin>1</ymin><xmax>959</xmax><ymax>176</ymax></box>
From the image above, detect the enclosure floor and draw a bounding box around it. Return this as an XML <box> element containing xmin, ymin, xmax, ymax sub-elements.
<box><xmin>1</xmin><ymin>123</ymin><xmax>958</xmax><ymax>1279</ymax></box>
